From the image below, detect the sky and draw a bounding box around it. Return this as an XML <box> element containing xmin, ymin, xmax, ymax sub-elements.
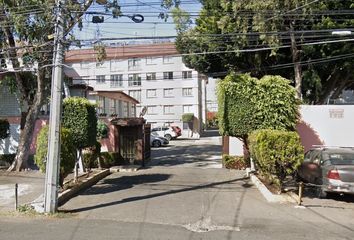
<box><xmin>74</xmin><ymin>0</ymin><xmax>202</xmax><ymax>45</ymax></box>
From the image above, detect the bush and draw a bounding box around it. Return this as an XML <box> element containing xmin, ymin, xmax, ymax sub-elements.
<box><xmin>0</xmin><ymin>118</ymin><xmax>10</xmax><ymax>139</ymax></box>
<box><xmin>223</xmin><ymin>155</ymin><xmax>249</xmax><ymax>169</ymax></box>
<box><xmin>82</xmin><ymin>141</ymin><xmax>101</xmax><ymax>170</ymax></box>
<box><xmin>82</xmin><ymin>151</ymin><xmax>125</xmax><ymax>169</ymax></box>
<box><xmin>182</xmin><ymin>113</ymin><xmax>194</xmax><ymax>122</ymax></box>
<box><xmin>217</xmin><ymin>73</ymin><xmax>300</xmax><ymax>138</ymax></box>
<box><xmin>97</xmin><ymin>120</ymin><xmax>109</xmax><ymax>139</ymax></box>
<box><xmin>249</xmin><ymin>129</ymin><xmax>304</xmax><ymax>190</ymax></box>
<box><xmin>35</xmin><ymin>126</ymin><xmax>76</xmax><ymax>187</ymax></box>
<box><xmin>62</xmin><ymin>97</ymin><xmax>97</xmax><ymax>149</ymax></box>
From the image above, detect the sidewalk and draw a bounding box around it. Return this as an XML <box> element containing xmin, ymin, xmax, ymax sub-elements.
<box><xmin>0</xmin><ymin>170</ymin><xmax>45</xmax><ymax>212</ymax></box>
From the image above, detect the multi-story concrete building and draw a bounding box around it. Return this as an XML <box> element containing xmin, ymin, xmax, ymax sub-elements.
<box><xmin>65</xmin><ymin>42</ymin><xmax>207</xmax><ymax>138</ymax></box>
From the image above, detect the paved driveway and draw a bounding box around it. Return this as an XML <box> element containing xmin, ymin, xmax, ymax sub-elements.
<box><xmin>1</xmin><ymin>131</ymin><xmax>354</xmax><ymax>239</ymax></box>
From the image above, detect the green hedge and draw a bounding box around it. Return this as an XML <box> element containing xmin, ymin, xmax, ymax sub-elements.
<box><xmin>249</xmin><ymin>129</ymin><xmax>304</xmax><ymax>189</ymax></box>
<box><xmin>35</xmin><ymin>126</ymin><xmax>76</xmax><ymax>187</ymax></box>
<box><xmin>222</xmin><ymin>155</ymin><xmax>249</xmax><ymax>170</ymax></box>
<box><xmin>62</xmin><ymin>97</ymin><xmax>97</xmax><ymax>149</ymax></box>
<box><xmin>82</xmin><ymin>151</ymin><xmax>126</xmax><ymax>169</ymax></box>
<box><xmin>217</xmin><ymin>73</ymin><xmax>300</xmax><ymax>138</ymax></box>
<box><xmin>182</xmin><ymin>113</ymin><xmax>194</xmax><ymax>122</ymax></box>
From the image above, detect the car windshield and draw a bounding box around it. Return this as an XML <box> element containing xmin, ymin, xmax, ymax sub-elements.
<box><xmin>323</xmin><ymin>151</ymin><xmax>354</xmax><ymax>165</ymax></box>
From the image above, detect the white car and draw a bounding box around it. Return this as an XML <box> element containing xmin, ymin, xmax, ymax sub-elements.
<box><xmin>151</xmin><ymin>126</ymin><xmax>180</xmax><ymax>141</ymax></box>
<box><xmin>150</xmin><ymin>132</ymin><xmax>169</xmax><ymax>148</ymax></box>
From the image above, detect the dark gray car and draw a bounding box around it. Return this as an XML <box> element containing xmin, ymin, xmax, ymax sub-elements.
<box><xmin>297</xmin><ymin>147</ymin><xmax>354</xmax><ymax>198</ymax></box>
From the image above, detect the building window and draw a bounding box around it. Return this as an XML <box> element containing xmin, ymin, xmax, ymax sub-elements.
<box><xmin>163</xmin><ymin>88</ymin><xmax>174</xmax><ymax>98</ymax></box>
<box><xmin>110</xmin><ymin>99</ymin><xmax>116</xmax><ymax>115</ymax></box>
<box><xmin>182</xmin><ymin>88</ymin><xmax>193</xmax><ymax>97</ymax></box>
<box><xmin>123</xmin><ymin>101</ymin><xmax>129</xmax><ymax>117</ymax></box>
<box><xmin>128</xmin><ymin>74</ymin><xmax>141</xmax><ymax>86</ymax></box>
<box><xmin>98</xmin><ymin>96</ymin><xmax>105</xmax><ymax>114</ymax></box>
<box><xmin>182</xmin><ymin>71</ymin><xmax>192</xmax><ymax>79</ymax></box>
<box><xmin>146</xmin><ymin>57</ymin><xmax>157</xmax><ymax>65</ymax></box>
<box><xmin>147</xmin><ymin>89</ymin><xmax>157</xmax><ymax>98</ymax></box>
<box><xmin>163</xmin><ymin>72</ymin><xmax>173</xmax><ymax>80</ymax></box>
<box><xmin>96</xmin><ymin>75</ymin><xmax>105</xmax><ymax>84</ymax></box>
<box><xmin>110</xmin><ymin>74</ymin><xmax>123</xmax><ymax>87</ymax></box>
<box><xmin>163</xmin><ymin>56</ymin><xmax>173</xmax><ymax>64</ymax></box>
<box><xmin>183</xmin><ymin>105</ymin><xmax>193</xmax><ymax>113</ymax></box>
<box><xmin>164</xmin><ymin>105</ymin><xmax>174</xmax><ymax>115</ymax></box>
<box><xmin>147</xmin><ymin>105</ymin><xmax>158</xmax><ymax>115</ymax></box>
<box><xmin>146</xmin><ymin>72</ymin><xmax>156</xmax><ymax>81</ymax></box>
<box><xmin>128</xmin><ymin>58</ymin><xmax>141</xmax><ymax>71</ymax></box>
<box><xmin>129</xmin><ymin>90</ymin><xmax>141</xmax><ymax>102</ymax></box>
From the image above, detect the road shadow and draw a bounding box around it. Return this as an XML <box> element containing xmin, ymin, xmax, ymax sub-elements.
<box><xmin>80</xmin><ymin>174</ymin><xmax>172</xmax><ymax>195</ymax></box>
<box><xmin>62</xmin><ymin>176</ymin><xmax>250</xmax><ymax>213</ymax></box>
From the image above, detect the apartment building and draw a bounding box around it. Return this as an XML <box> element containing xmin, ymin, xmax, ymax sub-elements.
<box><xmin>65</xmin><ymin>42</ymin><xmax>207</xmax><ymax>138</ymax></box>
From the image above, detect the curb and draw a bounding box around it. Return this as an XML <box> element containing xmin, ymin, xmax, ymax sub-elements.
<box><xmin>250</xmin><ymin>173</ymin><xmax>297</xmax><ymax>204</ymax></box>
<box><xmin>110</xmin><ymin>165</ymin><xmax>141</xmax><ymax>173</ymax></box>
<box><xmin>58</xmin><ymin>169</ymin><xmax>110</xmax><ymax>206</ymax></box>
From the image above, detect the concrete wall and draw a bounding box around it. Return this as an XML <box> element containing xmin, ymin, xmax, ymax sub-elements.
<box><xmin>227</xmin><ymin>105</ymin><xmax>354</xmax><ymax>156</ymax></box>
<box><xmin>297</xmin><ymin>105</ymin><xmax>354</xmax><ymax>152</ymax></box>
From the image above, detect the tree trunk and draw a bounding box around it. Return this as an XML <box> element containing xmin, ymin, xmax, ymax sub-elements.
<box><xmin>8</xmin><ymin>72</ymin><xmax>45</xmax><ymax>171</ymax></box>
<box><xmin>290</xmin><ymin>23</ymin><xmax>302</xmax><ymax>99</ymax></box>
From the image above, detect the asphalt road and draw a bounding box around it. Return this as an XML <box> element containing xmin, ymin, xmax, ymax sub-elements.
<box><xmin>1</xmin><ymin>131</ymin><xmax>354</xmax><ymax>240</ymax></box>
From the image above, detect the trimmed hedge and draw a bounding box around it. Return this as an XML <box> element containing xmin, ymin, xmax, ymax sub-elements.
<box><xmin>249</xmin><ymin>129</ymin><xmax>304</xmax><ymax>189</ymax></box>
<box><xmin>223</xmin><ymin>155</ymin><xmax>249</xmax><ymax>170</ymax></box>
<box><xmin>217</xmin><ymin>73</ymin><xmax>300</xmax><ymax>138</ymax></box>
<box><xmin>62</xmin><ymin>97</ymin><xmax>97</xmax><ymax>149</ymax></box>
<box><xmin>82</xmin><ymin>151</ymin><xmax>126</xmax><ymax>169</ymax></box>
<box><xmin>182</xmin><ymin>113</ymin><xmax>194</xmax><ymax>122</ymax></box>
<box><xmin>35</xmin><ymin>126</ymin><xmax>76</xmax><ymax>187</ymax></box>
<box><xmin>82</xmin><ymin>141</ymin><xmax>101</xmax><ymax>170</ymax></box>
<box><xmin>97</xmin><ymin>120</ymin><xmax>109</xmax><ymax>139</ymax></box>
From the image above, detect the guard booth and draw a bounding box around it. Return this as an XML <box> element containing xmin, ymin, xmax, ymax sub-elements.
<box><xmin>110</xmin><ymin>117</ymin><xmax>150</xmax><ymax>166</ymax></box>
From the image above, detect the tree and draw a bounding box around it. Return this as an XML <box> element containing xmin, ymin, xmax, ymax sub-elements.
<box><xmin>0</xmin><ymin>0</ymin><xmax>130</xmax><ymax>171</ymax></box>
<box><xmin>218</xmin><ymin>73</ymin><xmax>300</xmax><ymax>156</ymax></box>
<box><xmin>174</xmin><ymin>0</ymin><xmax>354</xmax><ymax>102</ymax></box>
<box><xmin>62</xmin><ymin>97</ymin><xmax>97</xmax><ymax>179</ymax></box>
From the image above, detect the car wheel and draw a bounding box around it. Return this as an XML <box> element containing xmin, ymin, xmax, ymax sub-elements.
<box><xmin>152</xmin><ymin>140</ymin><xmax>161</xmax><ymax>148</ymax></box>
<box><xmin>164</xmin><ymin>134</ymin><xmax>172</xmax><ymax>141</ymax></box>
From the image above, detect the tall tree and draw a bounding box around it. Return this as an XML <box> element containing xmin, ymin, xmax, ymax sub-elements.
<box><xmin>0</xmin><ymin>0</ymin><xmax>116</xmax><ymax>171</ymax></box>
<box><xmin>1</xmin><ymin>0</ymin><xmax>179</xmax><ymax>171</ymax></box>
<box><xmin>174</xmin><ymin>0</ymin><xmax>354</xmax><ymax>102</ymax></box>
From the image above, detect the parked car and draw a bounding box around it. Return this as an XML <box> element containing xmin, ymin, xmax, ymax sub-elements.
<box><xmin>151</xmin><ymin>126</ymin><xmax>181</xmax><ymax>141</ymax></box>
<box><xmin>297</xmin><ymin>146</ymin><xmax>354</xmax><ymax>198</ymax></box>
<box><xmin>150</xmin><ymin>132</ymin><xmax>169</xmax><ymax>148</ymax></box>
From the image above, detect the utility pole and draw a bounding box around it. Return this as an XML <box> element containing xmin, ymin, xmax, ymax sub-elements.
<box><xmin>44</xmin><ymin>0</ymin><xmax>66</xmax><ymax>213</ymax></box>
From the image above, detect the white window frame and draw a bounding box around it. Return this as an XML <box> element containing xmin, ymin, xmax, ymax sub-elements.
<box><xmin>128</xmin><ymin>90</ymin><xmax>141</xmax><ymax>102</ymax></box>
<box><xmin>182</xmin><ymin>71</ymin><xmax>193</xmax><ymax>79</ymax></box>
<box><xmin>110</xmin><ymin>74</ymin><xmax>123</xmax><ymax>87</ymax></box>
<box><xmin>163</xmin><ymin>105</ymin><xmax>174</xmax><ymax>115</ymax></box>
<box><xmin>128</xmin><ymin>73</ymin><xmax>142</xmax><ymax>86</ymax></box>
<box><xmin>163</xmin><ymin>88</ymin><xmax>174</xmax><ymax>98</ymax></box>
<box><xmin>163</xmin><ymin>71</ymin><xmax>174</xmax><ymax>80</ymax></box>
<box><xmin>146</xmin><ymin>72</ymin><xmax>156</xmax><ymax>81</ymax></box>
<box><xmin>182</xmin><ymin>88</ymin><xmax>193</xmax><ymax>97</ymax></box>
<box><xmin>147</xmin><ymin>105</ymin><xmax>158</xmax><ymax>115</ymax></box>
<box><xmin>147</xmin><ymin>89</ymin><xmax>157</xmax><ymax>98</ymax></box>
<box><xmin>96</xmin><ymin>75</ymin><xmax>106</xmax><ymax>84</ymax></box>
<box><xmin>128</xmin><ymin>58</ymin><xmax>141</xmax><ymax>71</ymax></box>
<box><xmin>183</xmin><ymin>105</ymin><xmax>193</xmax><ymax>113</ymax></box>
